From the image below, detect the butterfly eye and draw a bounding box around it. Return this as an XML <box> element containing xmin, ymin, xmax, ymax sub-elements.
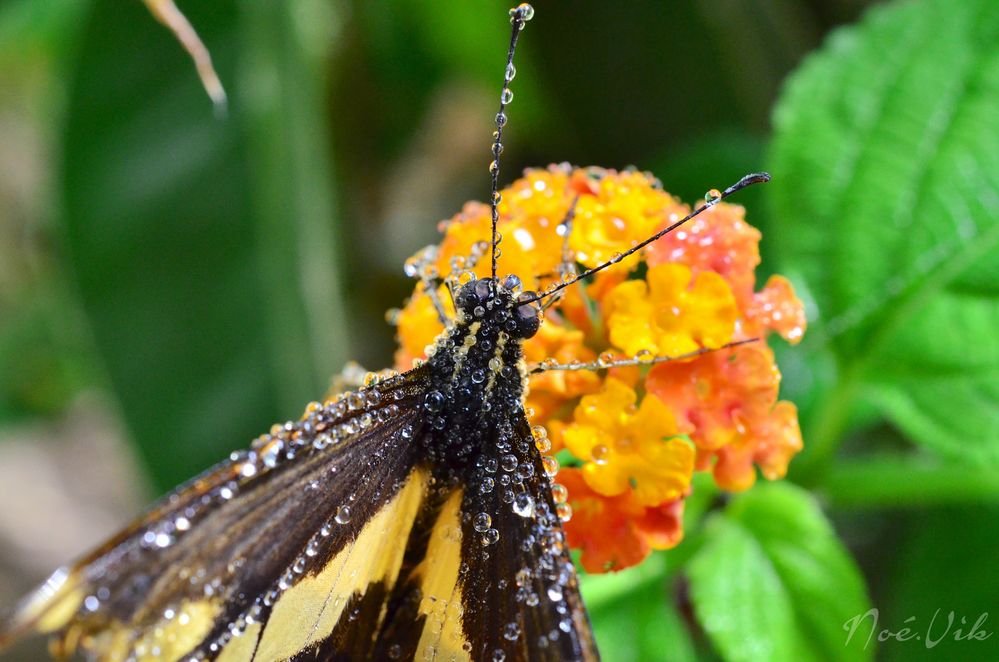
<box><xmin>513</xmin><ymin>297</ymin><xmax>541</xmax><ymax>339</ymax></box>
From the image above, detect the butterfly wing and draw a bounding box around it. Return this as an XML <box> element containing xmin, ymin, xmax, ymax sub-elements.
<box><xmin>1</xmin><ymin>370</ymin><xmax>599</xmax><ymax>661</ymax></box>
<box><xmin>364</xmin><ymin>415</ymin><xmax>599</xmax><ymax>662</ymax></box>
<box><xmin>0</xmin><ymin>373</ymin><xmax>432</xmax><ymax>661</ymax></box>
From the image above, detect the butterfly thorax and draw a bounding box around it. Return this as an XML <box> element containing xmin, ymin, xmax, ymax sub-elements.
<box><xmin>417</xmin><ymin>277</ymin><xmax>541</xmax><ymax>478</ymax></box>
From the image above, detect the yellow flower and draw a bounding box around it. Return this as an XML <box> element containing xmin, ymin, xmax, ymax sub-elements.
<box><xmin>394</xmin><ymin>283</ymin><xmax>451</xmax><ymax>368</ymax></box>
<box><xmin>569</xmin><ymin>170</ymin><xmax>686</xmax><ymax>268</ymax></box>
<box><xmin>563</xmin><ymin>378</ymin><xmax>694</xmax><ymax>506</ymax></box>
<box><xmin>523</xmin><ymin>321</ymin><xmax>601</xmax><ymax>423</ymax></box>
<box><xmin>390</xmin><ymin>165</ymin><xmax>807</xmax><ymax>573</ymax></box>
<box><xmin>605</xmin><ymin>263</ymin><xmax>737</xmax><ymax>357</ymax></box>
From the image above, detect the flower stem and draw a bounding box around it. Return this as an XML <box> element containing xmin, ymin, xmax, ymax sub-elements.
<box><xmin>822</xmin><ymin>456</ymin><xmax>999</xmax><ymax>508</ymax></box>
<box><xmin>790</xmin><ymin>362</ymin><xmax>860</xmax><ymax>486</ymax></box>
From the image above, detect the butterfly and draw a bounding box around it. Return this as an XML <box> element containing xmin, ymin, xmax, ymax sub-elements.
<box><xmin>0</xmin><ymin>4</ymin><xmax>770</xmax><ymax>661</ymax></box>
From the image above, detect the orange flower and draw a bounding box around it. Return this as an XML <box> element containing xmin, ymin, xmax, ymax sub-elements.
<box><xmin>562</xmin><ymin>378</ymin><xmax>694</xmax><ymax>506</ymax></box>
<box><xmin>645</xmin><ymin>342</ymin><xmax>802</xmax><ymax>491</ymax></box>
<box><xmin>713</xmin><ymin>400</ymin><xmax>802</xmax><ymax>491</ymax></box>
<box><xmin>604</xmin><ymin>263</ymin><xmax>738</xmax><ymax>357</ymax></box>
<box><xmin>560</xmin><ymin>468</ymin><xmax>684</xmax><ymax>573</ymax></box>
<box><xmin>746</xmin><ymin>275</ymin><xmax>806</xmax><ymax>344</ymax></box>
<box><xmin>523</xmin><ymin>320</ymin><xmax>601</xmax><ymax>422</ymax></box>
<box><xmin>646</xmin><ymin>201</ymin><xmax>806</xmax><ymax>344</ymax></box>
<box><xmin>435</xmin><ymin>166</ymin><xmax>575</xmax><ymax>289</ymax></box>
<box><xmin>390</xmin><ymin>165</ymin><xmax>806</xmax><ymax>572</ymax></box>
<box><xmin>646</xmin><ymin>201</ymin><xmax>760</xmax><ymax>307</ymax></box>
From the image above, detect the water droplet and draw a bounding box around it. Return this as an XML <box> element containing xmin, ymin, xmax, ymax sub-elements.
<box><xmin>481</xmin><ymin>528</ymin><xmax>500</xmax><ymax>546</ymax></box>
<box><xmin>609</xmin><ymin>251</ymin><xmax>624</xmax><ymax>264</ymax></box>
<box><xmin>500</xmin><ymin>453</ymin><xmax>518</xmax><ymax>472</ymax></box>
<box><xmin>471</xmin><ymin>369</ymin><xmax>486</xmax><ymax>384</ymax></box>
<box><xmin>505</xmin><ymin>63</ymin><xmax>517</xmax><ymax>81</ymax></box>
<box><xmin>704</xmin><ymin>188</ymin><xmax>722</xmax><ymax>203</ymax></box>
<box><xmin>512</xmin><ymin>492</ymin><xmax>534</xmax><ymax>517</ymax></box>
<box><xmin>423</xmin><ymin>390</ymin><xmax>445</xmax><ymax>413</ymax></box>
<box><xmin>590</xmin><ymin>444</ymin><xmax>610</xmax><ymax>465</ymax></box>
<box><xmin>503</xmin><ymin>622</ymin><xmax>521</xmax><ymax>641</ymax></box>
<box><xmin>547</xmin><ymin>584</ymin><xmax>564</xmax><ymax>602</ymax></box>
<box><xmin>635</xmin><ymin>348</ymin><xmax>655</xmax><ymax>364</ymax></box>
<box><xmin>401</xmin><ymin>425</ymin><xmax>414</xmax><ymax>440</ymax></box>
<box><xmin>556</xmin><ymin>502</ymin><xmax>573</xmax><ymax>522</ymax></box>
<box><xmin>480</xmin><ymin>477</ymin><xmax>495</xmax><ymax>493</ymax></box>
<box><xmin>473</xmin><ymin>512</ymin><xmax>492</xmax><ymax>532</ymax></box>
<box><xmin>492</xmin><ymin>649</ymin><xmax>506</xmax><ymax>662</ymax></box>
<box><xmin>335</xmin><ymin>506</ymin><xmax>351</xmax><ymax>525</ymax></box>
<box><xmin>495</xmin><ymin>112</ymin><xmax>508</xmax><ymax>127</ymax></box>
<box><xmin>488</xmin><ymin>357</ymin><xmax>502</xmax><ymax>372</ymax></box>
<box><xmin>542</xmin><ymin>455</ymin><xmax>559</xmax><ymax>476</ymax></box>
<box><xmin>597</xmin><ymin>351</ymin><xmax>616</xmax><ymax>368</ymax></box>
<box><xmin>550</xmin><ymin>483</ymin><xmax>568</xmax><ymax>504</ymax></box>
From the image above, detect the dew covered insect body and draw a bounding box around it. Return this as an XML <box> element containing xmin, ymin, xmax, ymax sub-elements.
<box><xmin>0</xmin><ymin>4</ymin><xmax>782</xmax><ymax>661</ymax></box>
<box><xmin>419</xmin><ymin>277</ymin><xmax>539</xmax><ymax>471</ymax></box>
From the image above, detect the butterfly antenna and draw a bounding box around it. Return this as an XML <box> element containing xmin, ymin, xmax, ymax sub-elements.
<box><xmin>521</xmin><ymin>172</ymin><xmax>771</xmax><ymax>304</ymax></box>
<box><xmin>489</xmin><ymin>4</ymin><xmax>535</xmax><ymax>288</ymax></box>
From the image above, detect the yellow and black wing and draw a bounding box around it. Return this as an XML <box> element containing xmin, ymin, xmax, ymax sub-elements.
<box><xmin>0</xmin><ymin>373</ymin><xmax>427</xmax><ymax>660</ymax></box>
<box><xmin>0</xmin><ymin>370</ymin><xmax>597</xmax><ymax>661</ymax></box>
<box><xmin>367</xmin><ymin>414</ymin><xmax>598</xmax><ymax>662</ymax></box>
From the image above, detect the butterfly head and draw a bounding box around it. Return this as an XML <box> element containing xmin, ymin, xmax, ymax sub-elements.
<box><xmin>454</xmin><ymin>276</ymin><xmax>541</xmax><ymax>340</ymax></box>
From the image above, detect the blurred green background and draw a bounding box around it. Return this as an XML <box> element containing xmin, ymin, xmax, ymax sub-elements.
<box><xmin>1</xmin><ymin>1</ymin><xmax>997</xmax><ymax>660</ymax></box>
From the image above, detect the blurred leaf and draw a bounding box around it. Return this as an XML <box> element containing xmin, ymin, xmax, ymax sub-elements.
<box><xmin>688</xmin><ymin>483</ymin><xmax>871</xmax><ymax>662</ymax></box>
<box><xmin>653</xmin><ymin>129</ymin><xmax>766</xmax><ymax>235</ymax></box>
<box><xmin>0</xmin><ymin>0</ymin><xmax>87</xmax><ymax>59</ymax></box>
<box><xmin>0</xmin><ymin>286</ymin><xmax>95</xmax><ymax>422</ymax></box>
<box><xmin>60</xmin><ymin>0</ymin><xmax>347</xmax><ymax>491</ymax></box>
<box><xmin>582</xmin><ymin>555</ymin><xmax>702</xmax><ymax>662</ymax></box>
<box><xmin>768</xmin><ymin>0</ymin><xmax>999</xmax><ymax>471</ymax></box>
<box><xmin>881</xmin><ymin>505</ymin><xmax>999</xmax><ymax>661</ymax></box>
<box><xmin>823</xmin><ymin>455</ymin><xmax>999</xmax><ymax>509</ymax></box>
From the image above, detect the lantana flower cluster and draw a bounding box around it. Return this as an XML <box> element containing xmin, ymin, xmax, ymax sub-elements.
<box><xmin>391</xmin><ymin>165</ymin><xmax>805</xmax><ymax>573</ymax></box>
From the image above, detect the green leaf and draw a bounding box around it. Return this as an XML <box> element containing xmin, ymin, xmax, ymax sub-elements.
<box><xmin>880</xmin><ymin>505</ymin><xmax>999</xmax><ymax>661</ymax></box>
<box><xmin>582</xmin><ymin>555</ymin><xmax>702</xmax><ymax>662</ymax></box>
<box><xmin>60</xmin><ymin>0</ymin><xmax>348</xmax><ymax>491</ymax></box>
<box><xmin>768</xmin><ymin>0</ymin><xmax>999</xmax><ymax>470</ymax></box>
<box><xmin>688</xmin><ymin>483</ymin><xmax>872</xmax><ymax>662</ymax></box>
